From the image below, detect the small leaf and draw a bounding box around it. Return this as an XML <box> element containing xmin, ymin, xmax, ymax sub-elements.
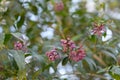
<box><xmin>84</xmin><ymin>57</ymin><xmax>96</xmax><ymax>70</ymax></box>
<box><xmin>4</xmin><ymin>33</ymin><xmax>12</xmax><ymax>45</ymax></box>
<box><xmin>110</xmin><ymin>66</ymin><xmax>120</xmax><ymax>75</ymax></box>
<box><xmin>102</xmin><ymin>50</ymin><xmax>117</xmax><ymax>61</ymax></box>
<box><xmin>25</xmin><ymin>53</ymin><xmax>31</xmax><ymax>58</ymax></box>
<box><xmin>71</xmin><ymin>34</ymin><xmax>82</xmax><ymax>41</ymax></box>
<box><xmin>42</xmin><ymin>63</ymin><xmax>52</xmax><ymax>72</ymax></box>
<box><xmin>8</xmin><ymin>50</ymin><xmax>27</xmax><ymax>79</ymax></box>
<box><xmin>11</xmin><ymin>32</ymin><xmax>29</xmax><ymax>43</ymax></box>
<box><xmin>97</xmin><ymin>68</ymin><xmax>107</xmax><ymax>73</ymax></box>
<box><xmin>17</xmin><ymin>16</ymin><xmax>25</xmax><ymax>29</ymax></box>
<box><xmin>103</xmin><ymin>32</ymin><xmax>107</xmax><ymax>37</ymax></box>
<box><xmin>9</xmin><ymin>50</ymin><xmax>25</xmax><ymax>70</ymax></box>
<box><xmin>89</xmin><ymin>35</ymin><xmax>96</xmax><ymax>42</ymax></box>
<box><xmin>62</xmin><ymin>57</ymin><xmax>69</xmax><ymax>66</ymax></box>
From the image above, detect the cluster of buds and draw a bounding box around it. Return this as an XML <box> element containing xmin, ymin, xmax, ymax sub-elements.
<box><xmin>14</xmin><ymin>41</ymin><xmax>27</xmax><ymax>52</ymax></box>
<box><xmin>61</xmin><ymin>38</ymin><xmax>86</xmax><ymax>62</ymax></box>
<box><xmin>91</xmin><ymin>23</ymin><xmax>105</xmax><ymax>36</ymax></box>
<box><xmin>61</xmin><ymin>38</ymin><xmax>76</xmax><ymax>52</ymax></box>
<box><xmin>46</xmin><ymin>38</ymin><xmax>86</xmax><ymax>62</ymax></box>
<box><xmin>69</xmin><ymin>46</ymin><xmax>86</xmax><ymax>62</ymax></box>
<box><xmin>46</xmin><ymin>48</ymin><xmax>60</xmax><ymax>61</ymax></box>
<box><xmin>54</xmin><ymin>1</ymin><xmax>64</xmax><ymax>11</ymax></box>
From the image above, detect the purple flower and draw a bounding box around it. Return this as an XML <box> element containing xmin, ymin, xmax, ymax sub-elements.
<box><xmin>14</xmin><ymin>41</ymin><xmax>24</xmax><ymax>50</ymax></box>
<box><xmin>69</xmin><ymin>46</ymin><xmax>86</xmax><ymax>62</ymax></box>
<box><xmin>61</xmin><ymin>38</ymin><xmax>76</xmax><ymax>52</ymax></box>
<box><xmin>46</xmin><ymin>48</ymin><xmax>60</xmax><ymax>61</ymax></box>
<box><xmin>92</xmin><ymin>24</ymin><xmax>105</xmax><ymax>36</ymax></box>
<box><xmin>14</xmin><ymin>41</ymin><xmax>28</xmax><ymax>52</ymax></box>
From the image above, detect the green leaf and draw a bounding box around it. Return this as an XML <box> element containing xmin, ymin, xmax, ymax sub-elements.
<box><xmin>4</xmin><ymin>33</ymin><xmax>12</xmax><ymax>45</ymax></box>
<box><xmin>0</xmin><ymin>33</ymin><xmax>5</xmax><ymax>49</ymax></box>
<box><xmin>25</xmin><ymin>53</ymin><xmax>31</xmax><ymax>58</ymax></box>
<box><xmin>84</xmin><ymin>57</ymin><xmax>96</xmax><ymax>70</ymax></box>
<box><xmin>71</xmin><ymin>34</ymin><xmax>82</xmax><ymax>41</ymax></box>
<box><xmin>11</xmin><ymin>32</ymin><xmax>23</xmax><ymax>41</ymax></box>
<box><xmin>102</xmin><ymin>50</ymin><xmax>117</xmax><ymax>61</ymax></box>
<box><xmin>17</xmin><ymin>16</ymin><xmax>25</xmax><ymax>29</ymax></box>
<box><xmin>110</xmin><ymin>66</ymin><xmax>120</xmax><ymax>75</ymax></box>
<box><xmin>97</xmin><ymin>68</ymin><xmax>107</xmax><ymax>73</ymax></box>
<box><xmin>42</xmin><ymin>63</ymin><xmax>52</xmax><ymax>72</ymax></box>
<box><xmin>103</xmin><ymin>32</ymin><xmax>107</xmax><ymax>37</ymax></box>
<box><xmin>9</xmin><ymin>50</ymin><xmax>25</xmax><ymax>70</ymax></box>
<box><xmin>89</xmin><ymin>35</ymin><xmax>96</xmax><ymax>42</ymax></box>
<box><xmin>32</xmin><ymin>69</ymin><xmax>42</xmax><ymax>80</ymax></box>
<box><xmin>62</xmin><ymin>57</ymin><xmax>69</xmax><ymax>66</ymax></box>
<box><xmin>29</xmin><ymin>4</ymin><xmax>38</xmax><ymax>15</ymax></box>
<box><xmin>8</xmin><ymin>50</ymin><xmax>26</xmax><ymax>80</ymax></box>
<box><xmin>11</xmin><ymin>32</ymin><xmax>28</xmax><ymax>43</ymax></box>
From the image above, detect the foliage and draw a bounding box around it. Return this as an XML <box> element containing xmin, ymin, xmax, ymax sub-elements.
<box><xmin>0</xmin><ymin>0</ymin><xmax>120</xmax><ymax>80</ymax></box>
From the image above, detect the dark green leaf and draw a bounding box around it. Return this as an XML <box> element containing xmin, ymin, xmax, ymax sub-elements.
<box><xmin>25</xmin><ymin>53</ymin><xmax>31</xmax><ymax>58</ymax></box>
<box><xmin>42</xmin><ymin>63</ymin><xmax>52</xmax><ymax>72</ymax></box>
<box><xmin>62</xmin><ymin>57</ymin><xmax>69</xmax><ymax>66</ymax></box>
<box><xmin>4</xmin><ymin>33</ymin><xmax>12</xmax><ymax>45</ymax></box>
<box><xmin>103</xmin><ymin>32</ymin><xmax>107</xmax><ymax>37</ymax></box>
<box><xmin>17</xmin><ymin>16</ymin><xmax>25</xmax><ymax>29</ymax></box>
<box><xmin>89</xmin><ymin>35</ymin><xmax>96</xmax><ymax>42</ymax></box>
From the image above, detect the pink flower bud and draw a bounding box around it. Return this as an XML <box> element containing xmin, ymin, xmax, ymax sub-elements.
<box><xmin>92</xmin><ymin>24</ymin><xmax>105</xmax><ymax>36</ymax></box>
<box><xmin>54</xmin><ymin>1</ymin><xmax>64</xmax><ymax>11</ymax></box>
<box><xmin>61</xmin><ymin>38</ymin><xmax>76</xmax><ymax>52</ymax></box>
<box><xmin>14</xmin><ymin>41</ymin><xmax>24</xmax><ymax>50</ymax></box>
<box><xmin>14</xmin><ymin>41</ymin><xmax>28</xmax><ymax>52</ymax></box>
<box><xmin>46</xmin><ymin>48</ymin><xmax>60</xmax><ymax>61</ymax></box>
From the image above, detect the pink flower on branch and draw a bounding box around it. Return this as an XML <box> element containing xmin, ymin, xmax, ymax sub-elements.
<box><xmin>46</xmin><ymin>48</ymin><xmax>60</xmax><ymax>61</ymax></box>
<box><xmin>92</xmin><ymin>24</ymin><xmax>105</xmax><ymax>36</ymax></box>
<box><xmin>61</xmin><ymin>38</ymin><xmax>76</xmax><ymax>52</ymax></box>
<box><xmin>14</xmin><ymin>41</ymin><xmax>24</xmax><ymax>50</ymax></box>
<box><xmin>14</xmin><ymin>41</ymin><xmax>28</xmax><ymax>52</ymax></box>
<box><xmin>69</xmin><ymin>46</ymin><xmax>86</xmax><ymax>62</ymax></box>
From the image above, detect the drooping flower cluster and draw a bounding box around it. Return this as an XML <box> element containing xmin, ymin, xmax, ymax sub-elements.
<box><xmin>61</xmin><ymin>38</ymin><xmax>86</xmax><ymax>62</ymax></box>
<box><xmin>92</xmin><ymin>23</ymin><xmax>105</xmax><ymax>36</ymax></box>
<box><xmin>46</xmin><ymin>48</ymin><xmax>60</xmax><ymax>61</ymax></box>
<box><xmin>69</xmin><ymin>46</ymin><xmax>86</xmax><ymax>62</ymax></box>
<box><xmin>14</xmin><ymin>41</ymin><xmax>27</xmax><ymax>52</ymax></box>
<box><xmin>54</xmin><ymin>1</ymin><xmax>64</xmax><ymax>11</ymax></box>
<box><xmin>46</xmin><ymin>38</ymin><xmax>86</xmax><ymax>62</ymax></box>
<box><xmin>61</xmin><ymin>38</ymin><xmax>76</xmax><ymax>52</ymax></box>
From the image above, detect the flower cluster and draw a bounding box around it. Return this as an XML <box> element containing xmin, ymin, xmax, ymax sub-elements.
<box><xmin>46</xmin><ymin>48</ymin><xmax>60</xmax><ymax>61</ymax></box>
<box><xmin>14</xmin><ymin>41</ymin><xmax>27</xmax><ymax>52</ymax></box>
<box><xmin>61</xmin><ymin>38</ymin><xmax>76</xmax><ymax>52</ymax></box>
<box><xmin>92</xmin><ymin>24</ymin><xmax>105</xmax><ymax>36</ymax></box>
<box><xmin>46</xmin><ymin>38</ymin><xmax>86</xmax><ymax>62</ymax></box>
<box><xmin>54</xmin><ymin>1</ymin><xmax>64</xmax><ymax>11</ymax></box>
<box><xmin>69</xmin><ymin>46</ymin><xmax>86</xmax><ymax>62</ymax></box>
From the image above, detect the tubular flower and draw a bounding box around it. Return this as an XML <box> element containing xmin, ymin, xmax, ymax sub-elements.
<box><xmin>14</xmin><ymin>41</ymin><xmax>24</xmax><ymax>50</ymax></box>
<box><xmin>46</xmin><ymin>48</ymin><xmax>60</xmax><ymax>61</ymax></box>
<box><xmin>54</xmin><ymin>1</ymin><xmax>64</xmax><ymax>11</ymax></box>
<box><xmin>61</xmin><ymin>38</ymin><xmax>76</xmax><ymax>52</ymax></box>
<box><xmin>69</xmin><ymin>46</ymin><xmax>86</xmax><ymax>62</ymax></box>
<box><xmin>92</xmin><ymin>24</ymin><xmax>105</xmax><ymax>36</ymax></box>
